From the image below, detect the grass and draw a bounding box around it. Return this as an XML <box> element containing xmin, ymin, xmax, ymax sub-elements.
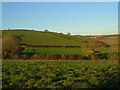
<box><xmin>23</xmin><ymin>47</ymin><xmax>83</xmax><ymax>55</ymax></box>
<box><xmin>99</xmin><ymin>36</ymin><xmax>119</xmax><ymax>52</ymax></box>
<box><xmin>2</xmin><ymin>60</ymin><xmax>119</xmax><ymax>88</ymax></box>
<box><xmin>2</xmin><ymin>30</ymin><xmax>88</xmax><ymax>46</ymax></box>
<box><xmin>23</xmin><ymin>46</ymin><xmax>118</xmax><ymax>55</ymax></box>
<box><xmin>2</xmin><ymin>30</ymin><xmax>118</xmax><ymax>55</ymax></box>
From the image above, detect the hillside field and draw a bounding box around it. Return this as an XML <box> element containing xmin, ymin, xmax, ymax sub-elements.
<box><xmin>23</xmin><ymin>47</ymin><xmax>83</xmax><ymax>55</ymax></box>
<box><xmin>2</xmin><ymin>30</ymin><xmax>88</xmax><ymax>46</ymax></box>
<box><xmin>2</xmin><ymin>30</ymin><xmax>119</xmax><ymax>56</ymax></box>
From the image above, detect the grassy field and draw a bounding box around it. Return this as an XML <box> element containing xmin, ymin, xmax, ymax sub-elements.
<box><xmin>2</xmin><ymin>30</ymin><xmax>119</xmax><ymax>57</ymax></box>
<box><xmin>23</xmin><ymin>47</ymin><xmax>83</xmax><ymax>55</ymax></box>
<box><xmin>23</xmin><ymin>47</ymin><xmax>118</xmax><ymax>55</ymax></box>
<box><xmin>99</xmin><ymin>36</ymin><xmax>119</xmax><ymax>52</ymax></box>
<box><xmin>2</xmin><ymin>30</ymin><xmax>88</xmax><ymax>56</ymax></box>
<box><xmin>2</xmin><ymin>60</ymin><xmax>119</xmax><ymax>88</ymax></box>
<box><xmin>2</xmin><ymin>30</ymin><xmax>88</xmax><ymax>46</ymax></box>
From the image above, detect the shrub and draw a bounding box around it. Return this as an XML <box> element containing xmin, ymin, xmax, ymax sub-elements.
<box><xmin>46</xmin><ymin>54</ymin><xmax>57</xmax><ymax>60</ymax></box>
<box><xmin>2</xmin><ymin>34</ymin><xmax>22</xmax><ymax>59</ymax></box>
<box><xmin>31</xmin><ymin>54</ymin><xmax>46</xmax><ymax>60</ymax></box>
<box><xmin>21</xmin><ymin>54</ymin><xmax>30</xmax><ymax>60</ymax></box>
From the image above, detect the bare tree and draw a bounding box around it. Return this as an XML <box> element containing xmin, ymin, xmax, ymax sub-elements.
<box><xmin>2</xmin><ymin>34</ymin><xmax>22</xmax><ymax>59</ymax></box>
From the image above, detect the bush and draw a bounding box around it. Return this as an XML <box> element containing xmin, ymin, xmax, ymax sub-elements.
<box><xmin>21</xmin><ymin>54</ymin><xmax>30</xmax><ymax>60</ymax></box>
<box><xmin>31</xmin><ymin>54</ymin><xmax>46</xmax><ymax>60</ymax></box>
<box><xmin>107</xmin><ymin>52</ymin><xmax>118</xmax><ymax>60</ymax></box>
<box><xmin>46</xmin><ymin>54</ymin><xmax>57</xmax><ymax>60</ymax></box>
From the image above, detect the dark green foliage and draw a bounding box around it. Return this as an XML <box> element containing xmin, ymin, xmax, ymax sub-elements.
<box><xmin>2</xmin><ymin>60</ymin><xmax>119</xmax><ymax>88</ymax></box>
<box><xmin>96</xmin><ymin>53</ymin><xmax>108</xmax><ymax>60</ymax></box>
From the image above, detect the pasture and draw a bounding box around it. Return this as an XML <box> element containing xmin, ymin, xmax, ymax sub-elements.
<box><xmin>23</xmin><ymin>47</ymin><xmax>83</xmax><ymax>55</ymax></box>
<box><xmin>2</xmin><ymin>30</ymin><xmax>87</xmax><ymax>46</ymax></box>
<box><xmin>2</xmin><ymin>30</ymin><xmax>118</xmax><ymax>56</ymax></box>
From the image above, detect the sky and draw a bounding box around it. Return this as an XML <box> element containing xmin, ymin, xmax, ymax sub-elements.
<box><xmin>2</xmin><ymin>2</ymin><xmax>118</xmax><ymax>35</ymax></box>
<box><xmin>1</xmin><ymin>0</ymin><xmax>119</xmax><ymax>2</ymax></box>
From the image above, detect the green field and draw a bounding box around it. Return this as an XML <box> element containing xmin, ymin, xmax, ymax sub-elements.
<box><xmin>2</xmin><ymin>30</ymin><xmax>87</xmax><ymax>46</ymax></box>
<box><xmin>2</xmin><ymin>30</ymin><xmax>88</xmax><ymax>55</ymax></box>
<box><xmin>23</xmin><ymin>47</ymin><xmax>83</xmax><ymax>55</ymax></box>
<box><xmin>2</xmin><ymin>60</ymin><xmax>119</xmax><ymax>88</ymax></box>
<box><xmin>2</xmin><ymin>30</ymin><xmax>119</xmax><ymax>57</ymax></box>
<box><xmin>23</xmin><ymin>47</ymin><xmax>118</xmax><ymax>54</ymax></box>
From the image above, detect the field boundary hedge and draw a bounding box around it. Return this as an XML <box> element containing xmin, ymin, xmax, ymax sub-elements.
<box><xmin>21</xmin><ymin>44</ymin><xmax>81</xmax><ymax>48</ymax></box>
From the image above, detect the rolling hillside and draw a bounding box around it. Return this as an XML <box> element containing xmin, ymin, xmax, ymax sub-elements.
<box><xmin>2</xmin><ymin>30</ymin><xmax>89</xmax><ymax>55</ymax></box>
<box><xmin>2</xmin><ymin>30</ymin><xmax>88</xmax><ymax>47</ymax></box>
<box><xmin>2</xmin><ymin>30</ymin><xmax>118</xmax><ymax>55</ymax></box>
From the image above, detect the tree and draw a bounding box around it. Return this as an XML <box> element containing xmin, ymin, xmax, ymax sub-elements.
<box><xmin>44</xmin><ymin>29</ymin><xmax>49</xmax><ymax>32</ymax></box>
<box><xmin>2</xmin><ymin>34</ymin><xmax>22</xmax><ymax>59</ymax></box>
<box><xmin>86</xmin><ymin>40</ymin><xmax>110</xmax><ymax>60</ymax></box>
<box><xmin>67</xmin><ymin>33</ymin><xmax>71</xmax><ymax>35</ymax></box>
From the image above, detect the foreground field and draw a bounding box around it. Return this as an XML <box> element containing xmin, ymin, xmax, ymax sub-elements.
<box><xmin>2</xmin><ymin>60</ymin><xmax>119</xmax><ymax>88</ymax></box>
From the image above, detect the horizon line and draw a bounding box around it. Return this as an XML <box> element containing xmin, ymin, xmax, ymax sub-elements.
<box><xmin>1</xmin><ymin>28</ymin><xmax>119</xmax><ymax>36</ymax></box>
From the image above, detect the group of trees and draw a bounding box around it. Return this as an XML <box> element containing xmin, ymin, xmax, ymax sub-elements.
<box><xmin>2</xmin><ymin>33</ymin><xmax>118</xmax><ymax>60</ymax></box>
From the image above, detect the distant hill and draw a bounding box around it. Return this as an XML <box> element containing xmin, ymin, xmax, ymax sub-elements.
<box><xmin>74</xmin><ymin>34</ymin><xmax>119</xmax><ymax>39</ymax></box>
<box><xmin>74</xmin><ymin>34</ymin><xmax>119</xmax><ymax>37</ymax></box>
<box><xmin>2</xmin><ymin>30</ymin><xmax>88</xmax><ymax>47</ymax></box>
